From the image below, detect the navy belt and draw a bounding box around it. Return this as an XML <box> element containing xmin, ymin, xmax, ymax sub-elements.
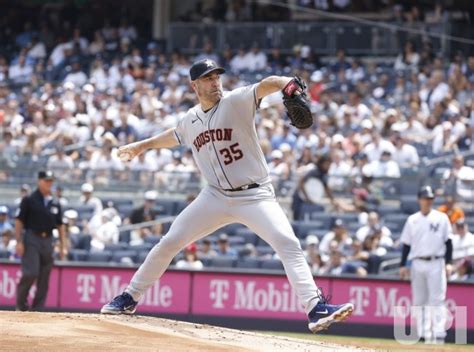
<box><xmin>415</xmin><ymin>255</ymin><xmax>443</xmax><ymax>261</ymax></box>
<box><xmin>224</xmin><ymin>183</ymin><xmax>260</xmax><ymax>192</ymax></box>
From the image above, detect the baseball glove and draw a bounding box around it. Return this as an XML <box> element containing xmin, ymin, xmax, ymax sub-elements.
<box><xmin>282</xmin><ymin>76</ymin><xmax>313</xmax><ymax>129</ymax></box>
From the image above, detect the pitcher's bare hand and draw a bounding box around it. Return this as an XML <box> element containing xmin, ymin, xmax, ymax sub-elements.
<box><xmin>117</xmin><ymin>143</ymin><xmax>142</xmax><ymax>162</ymax></box>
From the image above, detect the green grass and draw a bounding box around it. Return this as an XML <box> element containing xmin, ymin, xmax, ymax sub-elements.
<box><xmin>258</xmin><ymin>331</ymin><xmax>471</xmax><ymax>351</ymax></box>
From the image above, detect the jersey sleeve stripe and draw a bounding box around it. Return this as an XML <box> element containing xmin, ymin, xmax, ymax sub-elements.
<box><xmin>253</xmin><ymin>84</ymin><xmax>261</xmax><ymax>110</ymax></box>
<box><xmin>173</xmin><ymin>129</ymin><xmax>182</xmax><ymax>145</ymax></box>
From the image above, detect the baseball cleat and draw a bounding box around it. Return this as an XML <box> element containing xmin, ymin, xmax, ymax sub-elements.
<box><xmin>100</xmin><ymin>292</ymin><xmax>138</xmax><ymax>315</ymax></box>
<box><xmin>307</xmin><ymin>299</ymin><xmax>354</xmax><ymax>333</ymax></box>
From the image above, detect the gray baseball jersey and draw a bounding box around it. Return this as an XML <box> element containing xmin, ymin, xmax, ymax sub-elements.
<box><xmin>122</xmin><ymin>82</ymin><xmax>323</xmax><ymax>320</ymax></box>
<box><xmin>173</xmin><ymin>84</ymin><xmax>270</xmax><ymax>190</ymax></box>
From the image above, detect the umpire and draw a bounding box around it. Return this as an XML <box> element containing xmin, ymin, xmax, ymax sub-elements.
<box><xmin>15</xmin><ymin>171</ymin><xmax>66</xmax><ymax>311</ymax></box>
<box><xmin>399</xmin><ymin>185</ymin><xmax>453</xmax><ymax>343</ymax></box>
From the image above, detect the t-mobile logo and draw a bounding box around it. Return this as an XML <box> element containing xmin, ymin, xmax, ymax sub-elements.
<box><xmin>209</xmin><ymin>280</ymin><xmax>230</xmax><ymax>309</ymax></box>
<box><xmin>77</xmin><ymin>274</ymin><xmax>96</xmax><ymax>303</ymax></box>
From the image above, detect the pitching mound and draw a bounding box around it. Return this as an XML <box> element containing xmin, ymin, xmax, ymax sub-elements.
<box><xmin>0</xmin><ymin>312</ymin><xmax>369</xmax><ymax>351</ymax></box>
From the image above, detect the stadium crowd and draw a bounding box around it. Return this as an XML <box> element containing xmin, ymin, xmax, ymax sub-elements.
<box><xmin>0</xmin><ymin>18</ymin><xmax>473</xmax><ymax>280</ymax></box>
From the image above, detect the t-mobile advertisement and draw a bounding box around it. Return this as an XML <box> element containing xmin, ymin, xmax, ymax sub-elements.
<box><xmin>0</xmin><ymin>263</ymin><xmax>472</xmax><ymax>330</ymax></box>
<box><xmin>191</xmin><ymin>272</ymin><xmax>330</xmax><ymax>319</ymax></box>
<box><xmin>60</xmin><ymin>267</ymin><xmax>191</xmax><ymax>314</ymax></box>
<box><xmin>0</xmin><ymin>264</ymin><xmax>59</xmax><ymax>307</ymax></box>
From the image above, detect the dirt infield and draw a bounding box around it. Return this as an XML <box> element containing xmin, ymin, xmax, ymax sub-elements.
<box><xmin>0</xmin><ymin>312</ymin><xmax>373</xmax><ymax>351</ymax></box>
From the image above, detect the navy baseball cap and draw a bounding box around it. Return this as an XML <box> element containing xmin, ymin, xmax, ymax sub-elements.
<box><xmin>417</xmin><ymin>185</ymin><xmax>435</xmax><ymax>199</ymax></box>
<box><xmin>38</xmin><ymin>170</ymin><xmax>54</xmax><ymax>180</ymax></box>
<box><xmin>189</xmin><ymin>59</ymin><xmax>225</xmax><ymax>81</ymax></box>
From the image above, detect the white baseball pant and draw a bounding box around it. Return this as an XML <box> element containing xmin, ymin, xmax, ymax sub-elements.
<box><xmin>410</xmin><ymin>258</ymin><xmax>447</xmax><ymax>340</ymax></box>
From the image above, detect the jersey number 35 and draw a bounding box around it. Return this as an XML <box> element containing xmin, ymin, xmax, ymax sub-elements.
<box><xmin>219</xmin><ymin>143</ymin><xmax>244</xmax><ymax>165</ymax></box>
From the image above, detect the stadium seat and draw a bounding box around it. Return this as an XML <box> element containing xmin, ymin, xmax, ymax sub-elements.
<box><xmin>292</xmin><ymin>221</ymin><xmax>326</xmax><ymax>238</ymax></box>
<box><xmin>256</xmin><ymin>246</ymin><xmax>275</xmax><ymax>256</ymax></box>
<box><xmin>235</xmin><ymin>257</ymin><xmax>261</xmax><ymax>269</ymax></box>
<box><xmin>104</xmin><ymin>243</ymin><xmax>129</xmax><ymax>252</ymax></box>
<box><xmin>88</xmin><ymin>251</ymin><xmax>113</xmax><ymax>263</ymax></box>
<box><xmin>0</xmin><ymin>249</ymin><xmax>10</xmax><ymax>259</ymax></box>
<box><xmin>228</xmin><ymin>235</ymin><xmax>245</xmax><ymax>245</ymax></box>
<box><xmin>174</xmin><ymin>200</ymin><xmax>189</xmax><ymax>214</ymax></box>
<box><xmin>130</xmin><ymin>243</ymin><xmax>154</xmax><ymax>252</ymax></box>
<box><xmin>210</xmin><ymin>257</ymin><xmax>236</xmax><ymax>268</ymax></box>
<box><xmin>154</xmin><ymin>199</ymin><xmax>178</xmax><ymax>215</ymax></box>
<box><xmin>68</xmin><ymin>249</ymin><xmax>88</xmax><ymax>261</ymax></box>
<box><xmin>200</xmin><ymin>257</ymin><xmax>213</xmax><ymax>267</ymax></box>
<box><xmin>144</xmin><ymin>235</ymin><xmax>161</xmax><ymax>245</ymax></box>
<box><xmin>400</xmin><ymin>196</ymin><xmax>419</xmax><ymax>214</ymax></box>
<box><xmin>137</xmin><ymin>251</ymin><xmax>149</xmax><ymax>264</ymax></box>
<box><xmin>219</xmin><ymin>223</ymin><xmax>245</xmax><ymax>237</ymax></box>
<box><xmin>260</xmin><ymin>259</ymin><xmax>284</xmax><ymax>271</ymax></box>
<box><xmin>235</xmin><ymin>228</ymin><xmax>259</xmax><ymax>245</ymax></box>
<box><xmin>112</xmin><ymin>250</ymin><xmax>138</xmax><ymax>263</ymax></box>
<box><xmin>69</xmin><ymin>233</ymin><xmax>91</xmax><ymax>250</ymax></box>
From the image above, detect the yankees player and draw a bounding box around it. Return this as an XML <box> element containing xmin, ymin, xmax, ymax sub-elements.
<box><xmin>101</xmin><ymin>59</ymin><xmax>354</xmax><ymax>332</ymax></box>
<box><xmin>399</xmin><ymin>185</ymin><xmax>453</xmax><ymax>342</ymax></box>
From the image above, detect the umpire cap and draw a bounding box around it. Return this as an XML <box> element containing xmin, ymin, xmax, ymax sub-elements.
<box><xmin>38</xmin><ymin>170</ymin><xmax>54</xmax><ymax>180</ymax></box>
<box><xmin>417</xmin><ymin>185</ymin><xmax>435</xmax><ymax>199</ymax></box>
<box><xmin>189</xmin><ymin>59</ymin><xmax>225</xmax><ymax>81</ymax></box>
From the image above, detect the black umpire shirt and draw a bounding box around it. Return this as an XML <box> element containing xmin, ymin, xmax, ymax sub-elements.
<box><xmin>16</xmin><ymin>189</ymin><xmax>63</xmax><ymax>235</ymax></box>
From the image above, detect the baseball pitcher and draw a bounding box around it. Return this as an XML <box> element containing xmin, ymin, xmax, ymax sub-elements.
<box><xmin>101</xmin><ymin>59</ymin><xmax>353</xmax><ymax>332</ymax></box>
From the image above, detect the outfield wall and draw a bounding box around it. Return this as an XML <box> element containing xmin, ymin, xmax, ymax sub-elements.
<box><xmin>0</xmin><ymin>262</ymin><xmax>472</xmax><ymax>341</ymax></box>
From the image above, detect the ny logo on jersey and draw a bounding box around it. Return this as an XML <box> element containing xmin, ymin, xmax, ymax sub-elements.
<box><xmin>430</xmin><ymin>223</ymin><xmax>439</xmax><ymax>232</ymax></box>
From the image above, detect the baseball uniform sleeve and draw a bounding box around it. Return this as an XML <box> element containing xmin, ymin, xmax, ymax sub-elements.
<box><xmin>441</xmin><ymin>213</ymin><xmax>451</xmax><ymax>242</ymax></box>
<box><xmin>227</xmin><ymin>84</ymin><xmax>259</xmax><ymax>120</ymax></box>
<box><xmin>174</xmin><ymin>116</ymin><xmax>188</xmax><ymax>146</ymax></box>
<box><xmin>400</xmin><ymin>218</ymin><xmax>412</xmax><ymax>245</ymax></box>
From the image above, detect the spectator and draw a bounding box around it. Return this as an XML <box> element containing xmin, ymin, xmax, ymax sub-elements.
<box><xmin>292</xmin><ymin>154</ymin><xmax>337</xmax><ymax>219</ymax></box>
<box><xmin>176</xmin><ymin>243</ymin><xmax>203</xmax><ymax>270</ymax></box>
<box><xmin>27</xmin><ymin>35</ymin><xmax>47</xmax><ymax>61</ymax></box>
<box><xmin>8</xmin><ymin>55</ymin><xmax>33</xmax><ymax>85</ymax></box>
<box><xmin>79</xmin><ymin>183</ymin><xmax>103</xmax><ymax>217</ymax></box>
<box><xmin>319</xmin><ymin>219</ymin><xmax>353</xmax><ymax>256</ymax></box>
<box><xmin>432</xmin><ymin>121</ymin><xmax>457</xmax><ymax>155</ymax></box>
<box><xmin>216</xmin><ymin>233</ymin><xmax>238</xmax><ymax>258</ymax></box>
<box><xmin>443</xmin><ymin>155</ymin><xmax>474</xmax><ymax>200</ymax></box>
<box><xmin>0</xmin><ymin>230</ymin><xmax>16</xmax><ymax>258</ymax></box>
<box><xmin>54</xmin><ymin>185</ymin><xmax>68</xmax><ymax>208</ymax></box>
<box><xmin>421</xmin><ymin>70</ymin><xmax>449</xmax><ymax>109</ymax></box>
<box><xmin>0</xmin><ymin>206</ymin><xmax>13</xmax><ymax>235</ymax></box>
<box><xmin>230</xmin><ymin>47</ymin><xmax>251</xmax><ymax>73</ymax></box>
<box><xmin>63</xmin><ymin>209</ymin><xmax>81</xmax><ymax>237</ymax></box>
<box><xmin>437</xmin><ymin>195</ymin><xmax>465</xmax><ymax>225</ymax></box>
<box><xmin>451</xmin><ymin>218</ymin><xmax>474</xmax><ymax>260</ymax></box>
<box><xmin>268</xmin><ymin>150</ymin><xmax>290</xmax><ymax>184</ymax></box>
<box><xmin>450</xmin><ymin>258</ymin><xmax>472</xmax><ymax>281</ymax></box>
<box><xmin>47</xmin><ymin>147</ymin><xmax>74</xmax><ymax>172</ymax></box>
<box><xmin>394</xmin><ymin>41</ymin><xmax>420</xmax><ymax>71</ymax></box>
<box><xmin>356</xmin><ymin>212</ymin><xmax>392</xmax><ymax>244</ymax></box>
<box><xmin>328</xmin><ymin>149</ymin><xmax>351</xmax><ymax>191</ymax></box>
<box><xmin>197</xmin><ymin>238</ymin><xmax>217</xmax><ymax>258</ymax></box>
<box><xmin>391</xmin><ymin>133</ymin><xmax>420</xmax><ymax>168</ymax></box>
<box><xmin>331</xmin><ymin>49</ymin><xmax>350</xmax><ymax>73</ymax></box>
<box><xmin>368</xmin><ymin>150</ymin><xmax>401</xmax><ymax>178</ymax></box>
<box><xmin>14</xmin><ymin>184</ymin><xmax>31</xmax><ymax>206</ymax></box>
<box><xmin>244</xmin><ymin>43</ymin><xmax>267</xmax><ymax>72</ymax></box>
<box><xmin>90</xmin><ymin>209</ymin><xmax>119</xmax><ymax>251</ymax></box>
<box><xmin>363</xmin><ymin>131</ymin><xmax>395</xmax><ymax>162</ymax></box>
<box><xmin>63</xmin><ymin>60</ymin><xmax>88</xmax><ymax>88</ymax></box>
<box><xmin>127</xmin><ymin>191</ymin><xmax>160</xmax><ymax>245</ymax></box>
